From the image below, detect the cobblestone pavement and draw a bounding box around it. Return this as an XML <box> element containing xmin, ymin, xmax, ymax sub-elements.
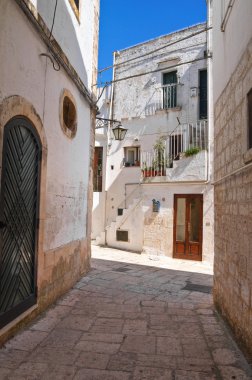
<box><xmin>0</xmin><ymin>245</ymin><xmax>251</xmax><ymax>379</ymax></box>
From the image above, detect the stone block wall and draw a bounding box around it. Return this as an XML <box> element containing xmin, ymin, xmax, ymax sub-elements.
<box><xmin>213</xmin><ymin>37</ymin><xmax>252</xmax><ymax>356</ymax></box>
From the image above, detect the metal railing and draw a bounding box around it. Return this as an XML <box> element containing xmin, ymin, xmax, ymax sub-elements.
<box><xmin>154</xmin><ymin>84</ymin><xmax>178</xmax><ymax>110</ymax></box>
<box><xmin>141</xmin><ymin>121</ymin><xmax>208</xmax><ymax>177</ymax></box>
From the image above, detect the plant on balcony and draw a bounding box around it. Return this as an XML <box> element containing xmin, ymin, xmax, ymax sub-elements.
<box><xmin>184</xmin><ymin>146</ymin><xmax>201</xmax><ymax>157</ymax></box>
<box><xmin>152</xmin><ymin>137</ymin><xmax>166</xmax><ymax>175</ymax></box>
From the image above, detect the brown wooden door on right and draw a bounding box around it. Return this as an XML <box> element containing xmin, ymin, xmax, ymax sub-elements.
<box><xmin>173</xmin><ymin>194</ymin><xmax>203</xmax><ymax>261</ymax></box>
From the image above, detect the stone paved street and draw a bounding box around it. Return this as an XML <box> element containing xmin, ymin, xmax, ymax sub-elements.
<box><xmin>0</xmin><ymin>245</ymin><xmax>251</xmax><ymax>379</ymax></box>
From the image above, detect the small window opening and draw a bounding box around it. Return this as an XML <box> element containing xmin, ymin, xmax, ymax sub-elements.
<box><xmin>74</xmin><ymin>0</ymin><xmax>79</xmax><ymax>9</ymax></box>
<box><xmin>69</xmin><ymin>0</ymin><xmax>80</xmax><ymax>19</ymax></box>
<box><xmin>118</xmin><ymin>208</ymin><xmax>124</xmax><ymax>216</ymax></box>
<box><xmin>116</xmin><ymin>230</ymin><xmax>128</xmax><ymax>242</ymax></box>
<box><xmin>124</xmin><ymin>147</ymin><xmax>140</xmax><ymax>167</ymax></box>
<box><xmin>63</xmin><ymin>96</ymin><xmax>76</xmax><ymax>132</ymax></box>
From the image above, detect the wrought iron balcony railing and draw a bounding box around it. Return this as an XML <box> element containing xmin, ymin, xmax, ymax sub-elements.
<box><xmin>141</xmin><ymin>121</ymin><xmax>208</xmax><ymax>178</ymax></box>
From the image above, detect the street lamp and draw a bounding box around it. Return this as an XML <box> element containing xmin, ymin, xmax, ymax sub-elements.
<box><xmin>112</xmin><ymin>124</ymin><xmax>128</xmax><ymax>141</ymax></box>
<box><xmin>95</xmin><ymin>117</ymin><xmax>128</xmax><ymax>141</ymax></box>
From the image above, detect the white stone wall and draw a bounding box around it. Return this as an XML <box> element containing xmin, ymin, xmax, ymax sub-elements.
<box><xmin>212</xmin><ymin>0</ymin><xmax>252</xmax><ymax>357</ymax></box>
<box><xmin>212</xmin><ymin>0</ymin><xmax>252</xmax><ymax>102</ymax></box>
<box><xmin>31</xmin><ymin>0</ymin><xmax>98</xmax><ymax>89</ymax></box>
<box><xmin>0</xmin><ymin>0</ymin><xmax>93</xmax><ymax>251</ymax></box>
<box><xmin>113</xmin><ymin>23</ymin><xmax>207</xmax><ymax>124</ymax></box>
<box><xmin>92</xmin><ymin>87</ymin><xmax>110</xmax><ymax>239</ymax></box>
<box><xmin>93</xmin><ymin>24</ymin><xmax>214</xmax><ymax>262</ymax></box>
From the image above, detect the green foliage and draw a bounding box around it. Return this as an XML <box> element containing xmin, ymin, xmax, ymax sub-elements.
<box><xmin>184</xmin><ymin>146</ymin><xmax>201</xmax><ymax>157</ymax></box>
<box><xmin>153</xmin><ymin>137</ymin><xmax>166</xmax><ymax>169</ymax></box>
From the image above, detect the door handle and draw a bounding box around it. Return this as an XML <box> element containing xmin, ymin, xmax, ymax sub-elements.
<box><xmin>0</xmin><ymin>221</ymin><xmax>7</xmax><ymax>229</ymax></box>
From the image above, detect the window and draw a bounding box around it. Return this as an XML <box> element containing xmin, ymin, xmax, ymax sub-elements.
<box><xmin>116</xmin><ymin>230</ymin><xmax>128</xmax><ymax>242</ymax></box>
<box><xmin>199</xmin><ymin>70</ymin><xmax>208</xmax><ymax>119</ymax></box>
<box><xmin>59</xmin><ymin>89</ymin><xmax>77</xmax><ymax>139</ymax></box>
<box><xmin>93</xmin><ymin>147</ymin><xmax>103</xmax><ymax>192</ymax></box>
<box><xmin>69</xmin><ymin>0</ymin><xmax>80</xmax><ymax>19</ymax></box>
<box><xmin>163</xmin><ymin>71</ymin><xmax>177</xmax><ymax>109</ymax></box>
<box><xmin>248</xmin><ymin>89</ymin><xmax>252</xmax><ymax>150</ymax></box>
<box><xmin>63</xmin><ymin>96</ymin><xmax>76</xmax><ymax>131</ymax></box>
<box><xmin>124</xmin><ymin>147</ymin><xmax>140</xmax><ymax>167</ymax></box>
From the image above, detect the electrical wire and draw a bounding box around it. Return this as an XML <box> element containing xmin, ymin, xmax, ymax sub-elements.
<box><xmin>95</xmin><ymin>83</ymin><xmax>109</xmax><ymax>104</ymax></box>
<box><xmin>95</xmin><ymin>55</ymin><xmax>210</xmax><ymax>87</ymax></box>
<box><xmin>114</xmin><ymin>41</ymin><xmax>206</xmax><ymax>73</ymax></box>
<box><xmin>98</xmin><ymin>26</ymin><xmax>211</xmax><ymax>74</ymax></box>
<box><xmin>39</xmin><ymin>53</ymin><xmax>60</xmax><ymax>71</ymax></box>
<box><xmin>40</xmin><ymin>0</ymin><xmax>61</xmax><ymax>72</ymax></box>
<box><xmin>49</xmin><ymin>0</ymin><xmax>58</xmax><ymax>40</ymax></box>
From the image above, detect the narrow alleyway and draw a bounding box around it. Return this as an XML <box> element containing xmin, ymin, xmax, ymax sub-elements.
<box><xmin>0</xmin><ymin>246</ymin><xmax>251</xmax><ymax>380</ymax></box>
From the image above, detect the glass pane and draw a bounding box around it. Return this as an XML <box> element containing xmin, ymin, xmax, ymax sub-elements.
<box><xmin>189</xmin><ymin>198</ymin><xmax>201</xmax><ymax>242</ymax></box>
<box><xmin>176</xmin><ymin>198</ymin><xmax>186</xmax><ymax>241</ymax></box>
<box><xmin>128</xmin><ymin>150</ymin><xmax>135</xmax><ymax>165</ymax></box>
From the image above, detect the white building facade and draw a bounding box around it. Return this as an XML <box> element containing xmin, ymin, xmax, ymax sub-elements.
<box><xmin>0</xmin><ymin>0</ymin><xmax>99</xmax><ymax>338</ymax></box>
<box><xmin>211</xmin><ymin>0</ymin><xmax>252</xmax><ymax>357</ymax></box>
<box><xmin>93</xmin><ymin>23</ymin><xmax>214</xmax><ymax>263</ymax></box>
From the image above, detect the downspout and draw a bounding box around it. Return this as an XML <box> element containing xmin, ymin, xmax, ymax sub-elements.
<box><xmin>108</xmin><ymin>51</ymin><xmax>117</xmax><ymax>146</ymax></box>
<box><xmin>221</xmin><ymin>0</ymin><xmax>235</xmax><ymax>32</ymax></box>
<box><xmin>104</xmin><ymin>51</ymin><xmax>116</xmax><ymax>245</ymax></box>
<box><xmin>207</xmin><ymin>0</ymin><xmax>213</xmax><ymax>184</ymax></box>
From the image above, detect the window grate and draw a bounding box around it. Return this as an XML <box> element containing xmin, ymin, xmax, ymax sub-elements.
<box><xmin>116</xmin><ymin>230</ymin><xmax>128</xmax><ymax>242</ymax></box>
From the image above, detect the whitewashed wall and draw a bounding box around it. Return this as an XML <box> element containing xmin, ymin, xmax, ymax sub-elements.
<box><xmin>212</xmin><ymin>0</ymin><xmax>252</xmax><ymax>101</ymax></box>
<box><xmin>31</xmin><ymin>0</ymin><xmax>97</xmax><ymax>89</ymax></box>
<box><xmin>0</xmin><ymin>0</ymin><xmax>92</xmax><ymax>251</ymax></box>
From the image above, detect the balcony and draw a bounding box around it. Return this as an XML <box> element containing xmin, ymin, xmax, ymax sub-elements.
<box><xmin>141</xmin><ymin>121</ymin><xmax>208</xmax><ymax>180</ymax></box>
<box><xmin>145</xmin><ymin>84</ymin><xmax>180</xmax><ymax>116</ymax></box>
<box><xmin>156</xmin><ymin>83</ymin><xmax>180</xmax><ymax>111</ymax></box>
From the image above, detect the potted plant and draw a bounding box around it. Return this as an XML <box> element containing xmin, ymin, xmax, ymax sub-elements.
<box><xmin>184</xmin><ymin>146</ymin><xmax>201</xmax><ymax>157</ymax></box>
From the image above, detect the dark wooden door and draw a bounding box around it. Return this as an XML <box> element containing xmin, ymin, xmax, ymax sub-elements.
<box><xmin>93</xmin><ymin>147</ymin><xmax>103</xmax><ymax>192</ymax></box>
<box><xmin>0</xmin><ymin>117</ymin><xmax>41</xmax><ymax>328</ymax></box>
<box><xmin>173</xmin><ymin>194</ymin><xmax>203</xmax><ymax>261</ymax></box>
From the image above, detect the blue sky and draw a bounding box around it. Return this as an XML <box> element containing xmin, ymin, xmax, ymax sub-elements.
<box><xmin>98</xmin><ymin>0</ymin><xmax>207</xmax><ymax>84</ymax></box>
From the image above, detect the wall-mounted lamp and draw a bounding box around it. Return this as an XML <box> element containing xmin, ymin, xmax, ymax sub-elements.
<box><xmin>112</xmin><ymin>124</ymin><xmax>128</xmax><ymax>141</ymax></box>
<box><xmin>95</xmin><ymin>117</ymin><xmax>128</xmax><ymax>141</ymax></box>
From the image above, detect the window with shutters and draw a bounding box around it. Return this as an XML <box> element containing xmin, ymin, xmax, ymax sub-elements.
<box><xmin>162</xmin><ymin>71</ymin><xmax>177</xmax><ymax>109</ymax></box>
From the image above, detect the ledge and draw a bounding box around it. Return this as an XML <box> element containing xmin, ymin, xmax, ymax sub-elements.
<box><xmin>155</xmin><ymin>107</ymin><xmax>182</xmax><ymax>115</ymax></box>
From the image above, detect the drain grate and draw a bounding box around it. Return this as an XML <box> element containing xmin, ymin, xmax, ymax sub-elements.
<box><xmin>113</xmin><ymin>267</ymin><xmax>131</xmax><ymax>273</ymax></box>
<box><xmin>182</xmin><ymin>283</ymin><xmax>212</xmax><ymax>294</ymax></box>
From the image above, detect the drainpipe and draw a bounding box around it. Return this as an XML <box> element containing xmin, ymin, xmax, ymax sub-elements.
<box><xmin>207</xmin><ymin>0</ymin><xmax>213</xmax><ymax>184</ymax></box>
<box><xmin>221</xmin><ymin>0</ymin><xmax>235</xmax><ymax>32</ymax></box>
<box><xmin>107</xmin><ymin>51</ymin><xmax>117</xmax><ymax>147</ymax></box>
<box><xmin>104</xmin><ymin>51</ymin><xmax>116</xmax><ymax>245</ymax></box>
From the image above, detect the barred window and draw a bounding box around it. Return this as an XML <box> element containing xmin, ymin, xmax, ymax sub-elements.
<box><xmin>116</xmin><ymin>230</ymin><xmax>128</xmax><ymax>242</ymax></box>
